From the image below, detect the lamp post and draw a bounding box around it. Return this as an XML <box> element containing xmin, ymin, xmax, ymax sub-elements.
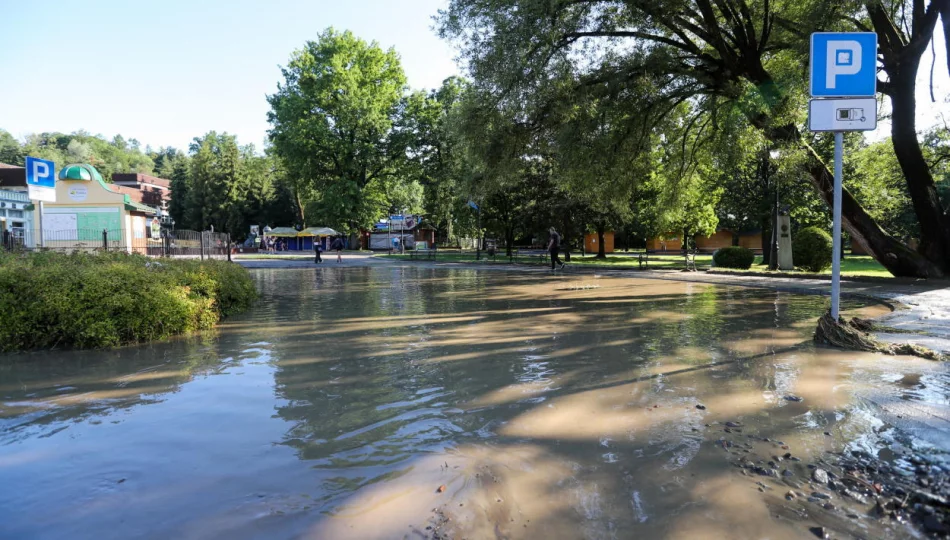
<box><xmin>768</xmin><ymin>149</ymin><xmax>781</xmax><ymax>271</ymax></box>
<box><xmin>401</xmin><ymin>208</ymin><xmax>407</xmax><ymax>254</ymax></box>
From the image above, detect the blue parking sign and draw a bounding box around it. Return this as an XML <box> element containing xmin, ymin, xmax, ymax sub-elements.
<box><xmin>25</xmin><ymin>156</ymin><xmax>57</xmax><ymax>202</ymax></box>
<box><xmin>25</xmin><ymin>156</ymin><xmax>56</xmax><ymax>188</ymax></box>
<box><xmin>810</xmin><ymin>33</ymin><xmax>878</xmax><ymax>97</ymax></box>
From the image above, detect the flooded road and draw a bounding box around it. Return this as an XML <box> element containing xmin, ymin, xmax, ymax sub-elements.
<box><xmin>1</xmin><ymin>267</ymin><xmax>947</xmax><ymax>539</ymax></box>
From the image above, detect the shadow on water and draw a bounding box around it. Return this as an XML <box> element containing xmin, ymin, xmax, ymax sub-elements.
<box><xmin>1</xmin><ymin>266</ymin><xmax>947</xmax><ymax>539</ymax></box>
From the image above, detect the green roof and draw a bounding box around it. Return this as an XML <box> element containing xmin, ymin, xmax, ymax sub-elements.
<box><xmin>123</xmin><ymin>196</ymin><xmax>157</xmax><ymax>215</ymax></box>
<box><xmin>59</xmin><ymin>163</ymin><xmax>104</xmax><ymax>183</ymax></box>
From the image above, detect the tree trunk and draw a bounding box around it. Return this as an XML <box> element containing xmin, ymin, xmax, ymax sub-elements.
<box><xmin>596</xmin><ymin>223</ymin><xmax>606</xmax><ymax>259</ymax></box>
<box><xmin>759</xmin><ymin>119</ymin><xmax>943</xmax><ymax>277</ymax></box>
<box><xmin>885</xmin><ymin>56</ymin><xmax>950</xmax><ymax>271</ymax></box>
<box><xmin>865</xmin><ymin>0</ymin><xmax>950</xmax><ymax>276</ymax></box>
<box><xmin>943</xmin><ymin>3</ymin><xmax>950</xmax><ymax>78</ymax></box>
<box><xmin>742</xmin><ymin>56</ymin><xmax>945</xmax><ymax>277</ymax></box>
<box><xmin>799</xmin><ymin>140</ymin><xmax>943</xmax><ymax>277</ymax></box>
<box><xmin>505</xmin><ymin>227</ymin><xmax>514</xmax><ymax>257</ymax></box>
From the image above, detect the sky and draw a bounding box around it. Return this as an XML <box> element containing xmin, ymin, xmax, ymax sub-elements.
<box><xmin>0</xmin><ymin>0</ymin><xmax>459</xmax><ymax>151</ymax></box>
<box><xmin>0</xmin><ymin>1</ymin><xmax>947</xmax><ymax>151</ymax></box>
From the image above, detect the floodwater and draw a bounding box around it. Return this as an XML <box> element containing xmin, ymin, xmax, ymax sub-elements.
<box><xmin>1</xmin><ymin>267</ymin><xmax>947</xmax><ymax>539</ymax></box>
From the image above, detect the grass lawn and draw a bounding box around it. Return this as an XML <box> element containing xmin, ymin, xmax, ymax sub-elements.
<box><xmin>714</xmin><ymin>255</ymin><xmax>893</xmax><ymax>278</ymax></box>
<box><xmin>380</xmin><ymin>251</ymin><xmax>894</xmax><ymax>278</ymax></box>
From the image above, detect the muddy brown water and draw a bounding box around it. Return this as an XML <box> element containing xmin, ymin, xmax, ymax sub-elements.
<box><xmin>1</xmin><ymin>267</ymin><xmax>947</xmax><ymax>539</ymax></box>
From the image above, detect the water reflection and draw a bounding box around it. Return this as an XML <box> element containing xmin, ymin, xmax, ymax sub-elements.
<box><xmin>0</xmin><ymin>267</ymin><xmax>945</xmax><ymax>540</ymax></box>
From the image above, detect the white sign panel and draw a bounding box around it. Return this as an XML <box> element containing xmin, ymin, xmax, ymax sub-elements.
<box><xmin>67</xmin><ymin>185</ymin><xmax>88</xmax><ymax>202</ymax></box>
<box><xmin>808</xmin><ymin>98</ymin><xmax>877</xmax><ymax>132</ymax></box>
<box><xmin>43</xmin><ymin>213</ymin><xmax>78</xmax><ymax>240</ymax></box>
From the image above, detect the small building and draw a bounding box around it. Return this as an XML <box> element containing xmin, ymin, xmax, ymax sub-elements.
<box><xmin>584</xmin><ymin>232</ymin><xmax>614</xmax><ymax>254</ymax></box>
<box><xmin>0</xmin><ymin>163</ymin><xmax>35</xmax><ymax>247</ymax></box>
<box><xmin>36</xmin><ymin>164</ymin><xmax>158</xmax><ymax>253</ymax></box>
<box><xmin>737</xmin><ymin>230</ymin><xmax>763</xmax><ymax>252</ymax></box>
<box><xmin>646</xmin><ymin>233</ymin><xmax>682</xmax><ymax>252</ymax></box>
<box><xmin>111</xmin><ymin>173</ymin><xmax>171</xmax><ymax>216</ymax></box>
<box><xmin>368</xmin><ymin>215</ymin><xmax>434</xmax><ymax>250</ymax></box>
<box><xmin>648</xmin><ymin>228</ymin><xmax>765</xmax><ymax>253</ymax></box>
<box><xmin>0</xmin><ymin>189</ymin><xmax>33</xmax><ymax>248</ymax></box>
<box><xmin>694</xmin><ymin>229</ymin><xmax>733</xmax><ymax>252</ymax></box>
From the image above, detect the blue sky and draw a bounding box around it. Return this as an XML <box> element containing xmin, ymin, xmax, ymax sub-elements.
<box><xmin>0</xmin><ymin>1</ymin><xmax>947</xmax><ymax>151</ymax></box>
<box><xmin>0</xmin><ymin>0</ymin><xmax>458</xmax><ymax>151</ymax></box>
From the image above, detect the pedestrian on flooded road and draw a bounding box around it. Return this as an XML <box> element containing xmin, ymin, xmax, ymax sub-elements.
<box><xmin>331</xmin><ymin>236</ymin><xmax>344</xmax><ymax>263</ymax></box>
<box><xmin>314</xmin><ymin>239</ymin><xmax>323</xmax><ymax>264</ymax></box>
<box><xmin>548</xmin><ymin>227</ymin><xmax>564</xmax><ymax>270</ymax></box>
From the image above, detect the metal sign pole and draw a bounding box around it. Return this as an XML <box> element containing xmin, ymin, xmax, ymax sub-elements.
<box><xmin>38</xmin><ymin>201</ymin><xmax>44</xmax><ymax>248</ymax></box>
<box><xmin>831</xmin><ymin>132</ymin><xmax>844</xmax><ymax>319</ymax></box>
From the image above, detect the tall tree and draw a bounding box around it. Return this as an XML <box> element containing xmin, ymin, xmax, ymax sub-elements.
<box><xmin>267</xmin><ymin>28</ymin><xmax>409</xmax><ymax>233</ymax></box>
<box><xmin>0</xmin><ymin>130</ymin><xmax>22</xmax><ymax>165</ymax></box>
<box><xmin>439</xmin><ymin>0</ymin><xmax>950</xmax><ymax>277</ymax></box>
<box><xmin>187</xmin><ymin>132</ymin><xmax>244</xmax><ymax>233</ymax></box>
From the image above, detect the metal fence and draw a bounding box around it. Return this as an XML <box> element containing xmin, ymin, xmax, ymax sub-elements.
<box><xmin>1</xmin><ymin>228</ymin><xmax>231</xmax><ymax>260</ymax></box>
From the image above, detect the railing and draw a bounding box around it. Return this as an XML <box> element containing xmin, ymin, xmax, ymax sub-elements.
<box><xmin>1</xmin><ymin>228</ymin><xmax>231</xmax><ymax>260</ymax></box>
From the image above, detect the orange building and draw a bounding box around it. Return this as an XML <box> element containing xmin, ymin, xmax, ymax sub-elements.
<box><xmin>584</xmin><ymin>232</ymin><xmax>614</xmax><ymax>254</ymax></box>
<box><xmin>694</xmin><ymin>229</ymin><xmax>733</xmax><ymax>251</ymax></box>
<box><xmin>648</xmin><ymin>229</ymin><xmax>764</xmax><ymax>253</ymax></box>
<box><xmin>646</xmin><ymin>233</ymin><xmax>682</xmax><ymax>252</ymax></box>
<box><xmin>738</xmin><ymin>232</ymin><xmax>762</xmax><ymax>251</ymax></box>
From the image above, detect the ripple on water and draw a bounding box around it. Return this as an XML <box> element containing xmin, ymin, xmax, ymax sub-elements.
<box><xmin>0</xmin><ymin>267</ymin><xmax>941</xmax><ymax>540</ymax></box>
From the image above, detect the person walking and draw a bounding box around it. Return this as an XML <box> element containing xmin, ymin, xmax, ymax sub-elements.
<box><xmin>314</xmin><ymin>239</ymin><xmax>323</xmax><ymax>264</ymax></box>
<box><xmin>331</xmin><ymin>236</ymin><xmax>344</xmax><ymax>263</ymax></box>
<box><xmin>548</xmin><ymin>227</ymin><xmax>564</xmax><ymax>270</ymax></box>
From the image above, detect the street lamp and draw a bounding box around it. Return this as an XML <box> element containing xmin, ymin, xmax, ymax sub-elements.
<box><xmin>768</xmin><ymin>149</ymin><xmax>781</xmax><ymax>271</ymax></box>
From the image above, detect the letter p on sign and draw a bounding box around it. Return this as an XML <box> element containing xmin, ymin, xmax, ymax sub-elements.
<box><xmin>826</xmin><ymin>41</ymin><xmax>861</xmax><ymax>89</ymax></box>
<box><xmin>32</xmin><ymin>161</ymin><xmax>49</xmax><ymax>183</ymax></box>
<box><xmin>810</xmin><ymin>33</ymin><xmax>877</xmax><ymax>97</ymax></box>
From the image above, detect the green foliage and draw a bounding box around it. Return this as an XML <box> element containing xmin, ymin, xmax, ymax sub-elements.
<box><xmin>0</xmin><ymin>252</ymin><xmax>256</xmax><ymax>352</ymax></box>
<box><xmin>0</xmin><ymin>130</ymin><xmax>22</xmax><ymax>165</ymax></box>
<box><xmin>793</xmin><ymin>226</ymin><xmax>833</xmax><ymax>273</ymax></box>
<box><xmin>267</xmin><ymin>28</ymin><xmax>410</xmax><ymax>233</ymax></box>
<box><xmin>437</xmin><ymin>0</ymin><xmax>950</xmax><ymax>277</ymax></box>
<box><xmin>186</xmin><ymin>132</ymin><xmax>243</xmax><ymax>232</ymax></box>
<box><xmin>3</xmin><ymin>130</ymin><xmax>155</xmax><ymax>180</ymax></box>
<box><xmin>712</xmin><ymin>246</ymin><xmax>755</xmax><ymax>269</ymax></box>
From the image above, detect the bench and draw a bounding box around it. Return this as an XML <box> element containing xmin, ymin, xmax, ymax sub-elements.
<box><xmin>684</xmin><ymin>250</ymin><xmax>698</xmax><ymax>272</ymax></box>
<box><xmin>409</xmin><ymin>248</ymin><xmax>437</xmax><ymax>260</ymax></box>
<box><xmin>637</xmin><ymin>252</ymin><xmax>650</xmax><ymax>269</ymax></box>
<box><xmin>511</xmin><ymin>249</ymin><xmax>550</xmax><ymax>265</ymax></box>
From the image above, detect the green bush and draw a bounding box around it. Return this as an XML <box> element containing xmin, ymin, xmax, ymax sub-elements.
<box><xmin>0</xmin><ymin>252</ymin><xmax>257</xmax><ymax>352</ymax></box>
<box><xmin>712</xmin><ymin>246</ymin><xmax>755</xmax><ymax>269</ymax></box>
<box><xmin>793</xmin><ymin>226</ymin><xmax>833</xmax><ymax>272</ymax></box>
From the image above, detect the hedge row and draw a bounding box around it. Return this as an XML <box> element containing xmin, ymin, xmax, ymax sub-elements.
<box><xmin>0</xmin><ymin>251</ymin><xmax>257</xmax><ymax>352</ymax></box>
<box><xmin>713</xmin><ymin>246</ymin><xmax>755</xmax><ymax>269</ymax></box>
